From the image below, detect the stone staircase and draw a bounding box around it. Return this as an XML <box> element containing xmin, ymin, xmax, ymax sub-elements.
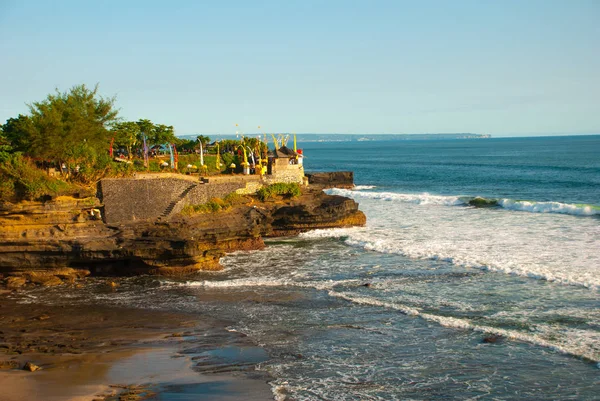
<box><xmin>158</xmin><ymin>183</ymin><xmax>199</xmax><ymax>220</ymax></box>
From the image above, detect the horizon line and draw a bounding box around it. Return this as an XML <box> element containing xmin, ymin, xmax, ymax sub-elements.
<box><xmin>175</xmin><ymin>132</ymin><xmax>600</xmax><ymax>138</ymax></box>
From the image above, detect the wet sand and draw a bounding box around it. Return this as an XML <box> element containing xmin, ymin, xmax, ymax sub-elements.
<box><xmin>0</xmin><ymin>295</ymin><xmax>274</xmax><ymax>400</ymax></box>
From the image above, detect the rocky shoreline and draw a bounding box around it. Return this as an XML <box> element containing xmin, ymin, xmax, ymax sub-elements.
<box><xmin>0</xmin><ymin>177</ymin><xmax>364</xmax><ymax>287</ymax></box>
<box><xmin>0</xmin><ymin>173</ymin><xmax>364</xmax><ymax>400</ymax></box>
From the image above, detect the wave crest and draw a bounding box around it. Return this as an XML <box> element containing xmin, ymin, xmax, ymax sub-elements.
<box><xmin>329</xmin><ymin>291</ymin><xmax>600</xmax><ymax>363</ymax></box>
<box><xmin>328</xmin><ymin>188</ymin><xmax>465</xmax><ymax>206</ymax></box>
<box><xmin>327</xmin><ymin>189</ymin><xmax>600</xmax><ymax>216</ymax></box>
<box><xmin>498</xmin><ymin>199</ymin><xmax>600</xmax><ymax>216</ymax></box>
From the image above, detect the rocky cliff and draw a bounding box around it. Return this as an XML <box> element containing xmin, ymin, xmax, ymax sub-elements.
<box><xmin>305</xmin><ymin>171</ymin><xmax>355</xmax><ymax>189</ymax></box>
<box><xmin>0</xmin><ymin>186</ymin><xmax>365</xmax><ymax>286</ymax></box>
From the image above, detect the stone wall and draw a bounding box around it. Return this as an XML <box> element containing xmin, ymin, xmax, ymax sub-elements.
<box><xmin>169</xmin><ymin>179</ymin><xmax>257</xmax><ymax>216</ymax></box>
<box><xmin>99</xmin><ymin>170</ymin><xmax>355</xmax><ymax>224</ymax></box>
<box><xmin>264</xmin><ymin>161</ymin><xmax>305</xmax><ymax>185</ymax></box>
<box><xmin>99</xmin><ymin>178</ymin><xmax>194</xmax><ymax>224</ymax></box>
<box><xmin>236</xmin><ymin>181</ymin><xmax>263</xmax><ymax>195</ymax></box>
<box><xmin>99</xmin><ymin>176</ymin><xmax>262</xmax><ymax>224</ymax></box>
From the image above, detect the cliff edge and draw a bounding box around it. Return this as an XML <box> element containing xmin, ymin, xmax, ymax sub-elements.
<box><xmin>0</xmin><ymin>182</ymin><xmax>365</xmax><ymax>286</ymax></box>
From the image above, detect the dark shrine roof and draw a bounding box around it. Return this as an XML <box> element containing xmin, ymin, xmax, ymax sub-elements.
<box><xmin>275</xmin><ymin>146</ymin><xmax>298</xmax><ymax>158</ymax></box>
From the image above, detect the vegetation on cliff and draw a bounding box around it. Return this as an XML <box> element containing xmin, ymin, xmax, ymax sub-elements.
<box><xmin>0</xmin><ymin>154</ymin><xmax>77</xmax><ymax>200</ymax></box>
<box><xmin>182</xmin><ymin>192</ymin><xmax>250</xmax><ymax>215</ymax></box>
<box><xmin>0</xmin><ymin>83</ymin><xmax>269</xmax><ymax>202</ymax></box>
<box><xmin>257</xmin><ymin>183</ymin><xmax>302</xmax><ymax>201</ymax></box>
<box><xmin>181</xmin><ymin>184</ymin><xmax>303</xmax><ymax>217</ymax></box>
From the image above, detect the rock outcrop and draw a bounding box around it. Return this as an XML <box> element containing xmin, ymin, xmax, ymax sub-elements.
<box><xmin>305</xmin><ymin>171</ymin><xmax>355</xmax><ymax>189</ymax></box>
<box><xmin>269</xmin><ymin>190</ymin><xmax>366</xmax><ymax>236</ymax></box>
<box><xmin>0</xmin><ymin>186</ymin><xmax>365</xmax><ymax>280</ymax></box>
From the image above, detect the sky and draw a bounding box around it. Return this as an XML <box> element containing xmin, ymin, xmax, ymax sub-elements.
<box><xmin>0</xmin><ymin>0</ymin><xmax>599</xmax><ymax>136</ymax></box>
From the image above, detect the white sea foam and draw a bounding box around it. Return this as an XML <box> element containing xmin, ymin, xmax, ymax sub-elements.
<box><xmin>353</xmin><ymin>185</ymin><xmax>377</xmax><ymax>190</ymax></box>
<box><xmin>298</xmin><ymin>227</ymin><xmax>360</xmax><ymax>240</ymax></box>
<box><xmin>498</xmin><ymin>199</ymin><xmax>600</xmax><ymax>216</ymax></box>
<box><xmin>330</xmin><ymin>291</ymin><xmax>600</xmax><ymax>363</ymax></box>
<box><xmin>164</xmin><ymin>277</ymin><xmax>364</xmax><ymax>292</ymax></box>
<box><xmin>327</xmin><ymin>188</ymin><xmax>465</xmax><ymax>206</ymax></box>
<box><xmin>270</xmin><ymin>384</ymin><xmax>288</xmax><ymax>401</ymax></box>
<box><xmin>328</xmin><ymin>188</ymin><xmax>600</xmax><ymax>217</ymax></box>
<box><xmin>187</xmin><ymin>277</ymin><xmax>297</xmax><ymax>288</ymax></box>
<box><xmin>301</xmin><ymin>195</ymin><xmax>600</xmax><ymax>290</ymax></box>
<box><xmin>345</xmin><ymin>230</ymin><xmax>598</xmax><ymax>290</ymax></box>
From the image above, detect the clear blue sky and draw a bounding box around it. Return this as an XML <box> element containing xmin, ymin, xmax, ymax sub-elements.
<box><xmin>1</xmin><ymin>0</ymin><xmax>598</xmax><ymax>136</ymax></box>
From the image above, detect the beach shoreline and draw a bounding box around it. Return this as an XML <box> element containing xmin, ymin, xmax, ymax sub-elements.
<box><xmin>0</xmin><ymin>292</ymin><xmax>274</xmax><ymax>400</ymax></box>
<box><xmin>0</xmin><ymin>173</ymin><xmax>363</xmax><ymax>400</ymax></box>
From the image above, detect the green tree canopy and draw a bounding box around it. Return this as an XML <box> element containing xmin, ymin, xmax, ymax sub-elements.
<box><xmin>2</xmin><ymin>114</ymin><xmax>34</xmax><ymax>153</ymax></box>
<box><xmin>111</xmin><ymin>119</ymin><xmax>178</xmax><ymax>156</ymax></box>
<box><xmin>0</xmin><ymin>125</ymin><xmax>12</xmax><ymax>159</ymax></box>
<box><xmin>176</xmin><ymin>138</ymin><xmax>198</xmax><ymax>152</ymax></box>
<box><xmin>21</xmin><ymin>84</ymin><xmax>118</xmax><ymax>164</ymax></box>
<box><xmin>196</xmin><ymin>135</ymin><xmax>211</xmax><ymax>146</ymax></box>
<box><xmin>152</xmin><ymin>123</ymin><xmax>176</xmax><ymax>145</ymax></box>
<box><xmin>112</xmin><ymin>121</ymin><xmax>141</xmax><ymax>159</ymax></box>
<box><xmin>135</xmin><ymin>119</ymin><xmax>176</xmax><ymax>146</ymax></box>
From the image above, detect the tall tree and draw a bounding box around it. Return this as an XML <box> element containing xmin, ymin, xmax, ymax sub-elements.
<box><xmin>0</xmin><ymin>125</ymin><xmax>12</xmax><ymax>159</ymax></box>
<box><xmin>135</xmin><ymin>119</ymin><xmax>176</xmax><ymax>146</ymax></box>
<box><xmin>135</xmin><ymin>119</ymin><xmax>155</xmax><ymax>144</ymax></box>
<box><xmin>24</xmin><ymin>84</ymin><xmax>118</xmax><ymax>166</ymax></box>
<box><xmin>112</xmin><ymin>121</ymin><xmax>141</xmax><ymax>159</ymax></box>
<box><xmin>151</xmin><ymin>123</ymin><xmax>176</xmax><ymax>145</ymax></box>
<box><xmin>196</xmin><ymin>135</ymin><xmax>211</xmax><ymax>147</ymax></box>
<box><xmin>2</xmin><ymin>114</ymin><xmax>34</xmax><ymax>153</ymax></box>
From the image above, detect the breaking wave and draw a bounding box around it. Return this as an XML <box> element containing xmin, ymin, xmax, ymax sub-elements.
<box><xmin>162</xmin><ymin>277</ymin><xmax>364</xmax><ymax>292</ymax></box>
<box><xmin>328</xmin><ymin>291</ymin><xmax>600</xmax><ymax>363</ymax></box>
<box><xmin>299</xmin><ymin>228</ymin><xmax>600</xmax><ymax>291</ymax></box>
<box><xmin>328</xmin><ymin>188</ymin><xmax>600</xmax><ymax>216</ymax></box>
<box><xmin>161</xmin><ymin>278</ymin><xmax>600</xmax><ymax>363</ymax></box>
<box><xmin>329</xmin><ymin>188</ymin><xmax>465</xmax><ymax>206</ymax></box>
<box><xmin>497</xmin><ymin>199</ymin><xmax>600</xmax><ymax>215</ymax></box>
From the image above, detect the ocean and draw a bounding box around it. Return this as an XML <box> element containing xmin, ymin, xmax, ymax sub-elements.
<box><xmin>25</xmin><ymin>136</ymin><xmax>600</xmax><ymax>399</ymax></box>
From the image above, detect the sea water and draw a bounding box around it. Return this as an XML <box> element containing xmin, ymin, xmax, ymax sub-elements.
<box><xmin>27</xmin><ymin>136</ymin><xmax>600</xmax><ymax>399</ymax></box>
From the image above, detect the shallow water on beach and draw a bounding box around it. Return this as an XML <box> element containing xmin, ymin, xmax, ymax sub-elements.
<box><xmin>18</xmin><ymin>136</ymin><xmax>600</xmax><ymax>399</ymax></box>
<box><xmin>29</xmin><ymin>234</ymin><xmax>600</xmax><ymax>400</ymax></box>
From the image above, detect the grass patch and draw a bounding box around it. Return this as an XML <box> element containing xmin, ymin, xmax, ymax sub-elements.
<box><xmin>176</xmin><ymin>154</ymin><xmax>225</xmax><ymax>174</ymax></box>
<box><xmin>182</xmin><ymin>191</ymin><xmax>252</xmax><ymax>215</ymax></box>
<box><xmin>256</xmin><ymin>183</ymin><xmax>301</xmax><ymax>201</ymax></box>
<box><xmin>224</xmin><ymin>191</ymin><xmax>248</xmax><ymax>205</ymax></box>
<box><xmin>182</xmin><ymin>197</ymin><xmax>224</xmax><ymax>214</ymax></box>
<box><xmin>182</xmin><ymin>198</ymin><xmax>227</xmax><ymax>214</ymax></box>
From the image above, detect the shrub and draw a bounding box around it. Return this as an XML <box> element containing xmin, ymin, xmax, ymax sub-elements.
<box><xmin>256</xmin><ymin>183</ymin><xmax>301</xmax><ymax>201</ymax></box>
<box><xmin>224</xmin><ymin>191</ymin><xmax>248</xmax><ymax>205</ymax></box>
<box><xmin>148</xmin><ymin>160</ymin><xmax>162</xmax><ymax>172</ymax></box>
<box><xmin>219</xmin><ymin>153</ymin><xmax>242</xmax><ymax>173</ymax></box>
<box><xmin>0</xmin><ymin>176</ymin><xmax>15</xmax><ymax>200</ymax></box>
<box><xmin>0</xmin><ymin>153</ymin><xmax>76</xmax><ymax>200</ymax></box>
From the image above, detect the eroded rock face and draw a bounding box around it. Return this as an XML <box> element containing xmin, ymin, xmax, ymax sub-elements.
<box><xmin>269</xmin><ymin>190</ymin><xmax>366</xmax><ymax>236</ymax></box>
<box><xmin>305</xmin><ymin>171</ymin><xmax>355</xmax><ymax>189</ymax></box>
<box><xmin>0</xmin><ymin>187</ymin><xmax>365</xmax><ymax>278</ymax></box>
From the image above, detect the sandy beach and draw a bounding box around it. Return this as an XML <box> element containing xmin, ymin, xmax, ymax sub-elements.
<box><xmin>0</xmin><ymin>291</ymin><xmax>274</xmax><ymax>400</ymax></box>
